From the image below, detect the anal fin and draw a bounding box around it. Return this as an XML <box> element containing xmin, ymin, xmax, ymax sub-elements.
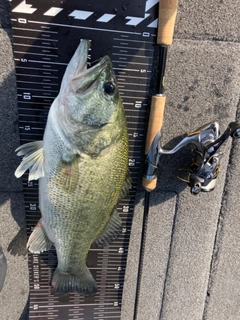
<box><xmin>94</xmin><ymin>210</ymin><xmax>122</xmax><ymax>248</ymax></box>
<box><xmin>27</xmin><ymin>220</ymin><xmax>53</xmax><ymax>253</ymax></box>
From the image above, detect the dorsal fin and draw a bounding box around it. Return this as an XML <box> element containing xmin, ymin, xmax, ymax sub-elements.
<box><xmin>119</xmin><ymin>170</ymin><xmax>132</xmax><ymax>200</ymax></box>
<box><xmin>15</xmin><ymin>141</ymin><xmax>44</xmax><ymax>181</ymax></box>
<box><xmin>94</xmin><ymin>210</ymin><xmax>122</xmax><ymax>248</ymax></box>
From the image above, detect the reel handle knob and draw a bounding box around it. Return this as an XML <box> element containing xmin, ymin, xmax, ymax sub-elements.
<box><xmin>228</xmin><ymin>122</ymin><xmax>240</xmax><ymax>138</ymax></box>
<box><xmin>189</xmin><ymin>175</ymin><xmax>202</xmax><ymax>195</ymax></box>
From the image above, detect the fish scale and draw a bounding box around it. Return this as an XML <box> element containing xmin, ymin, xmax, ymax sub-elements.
<box><xmin>10</xmin><ymin>0</ymin><xmax>158</xmax><ymax>318</ymax></box>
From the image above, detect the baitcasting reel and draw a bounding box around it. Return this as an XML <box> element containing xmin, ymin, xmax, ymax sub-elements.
<box><xmin>144</xmin><ymin>121</ymin><xmax>240</xmax><ymax>194</ymax></box>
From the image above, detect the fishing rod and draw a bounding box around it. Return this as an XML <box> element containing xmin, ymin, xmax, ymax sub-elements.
<box><xmin>133</xmin><ymin>0</ymin><xmax>240</xmax><ymax>318</ymax></box>
<box><xmin>133</xmin><ymin>0</ymin><xmax>179</xmax><ymax>318</ymax></box>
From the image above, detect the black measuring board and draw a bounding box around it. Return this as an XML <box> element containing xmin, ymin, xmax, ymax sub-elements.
<box><xmin>26</xmin><ymin>0</ymin><xmax>146</xmax><ymax>18</ymax></box>
<box><xmin>10</xmin><ymin>0</ymin><xmax>159</xmax><ymax>319</ymax></box>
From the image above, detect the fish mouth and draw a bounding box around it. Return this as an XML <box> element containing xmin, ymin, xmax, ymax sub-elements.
<box><xmin>74</xmin><ymin>54</ymin><xmax>111</xmax><ymax>78</ymax></box>
<box><xmin>60</xmin><ymin>39</ymin><xmax>91</xmax><ymax>89</ymax></box>
<box><xmin>73</xmin><ymin>39</ymin><xmax>91</xmax><ymax>75</ymax></box>
<box><xmin>60</xmin><ymin>39</ymin><xmax>112</xmax><ymax>94</ymax></box>
<box><xmin>71</xmin><ymin>55</ymin><xmax>112</xmax><ymax>94</ymax></box>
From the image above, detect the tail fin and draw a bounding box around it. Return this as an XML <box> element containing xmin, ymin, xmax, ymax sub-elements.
<box><xmin>51</xmin><ymin>267</ymin><xmax>98</xmax><ymax>296</ymax></box>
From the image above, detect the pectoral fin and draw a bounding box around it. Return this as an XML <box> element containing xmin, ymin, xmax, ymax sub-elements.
<box><xmin>15</xmin><ymin>141</ymin><xmax>44</xmax><ymax>181</ymax></box>
<box><xmin>94</xmin><ymin>210</ymin><xmax>122</xmax><ymax>248</ymax></box>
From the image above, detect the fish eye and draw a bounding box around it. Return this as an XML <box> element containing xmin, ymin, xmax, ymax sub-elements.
<box><xmin>104</xmin><ymin>82</ymin><xmax>115</xmax><ymax>95</ymax></box>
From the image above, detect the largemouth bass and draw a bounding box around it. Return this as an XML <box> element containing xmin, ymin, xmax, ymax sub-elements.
<box><xmin>15</xmin><ymin>39</ymin><xmax>130</xmax><ymax>296</ymax></box>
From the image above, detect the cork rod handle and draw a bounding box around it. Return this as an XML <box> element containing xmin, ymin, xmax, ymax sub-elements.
<box><xmin>142</xmin><ymin>95</ymin><xmax>166</xmax><ymax>191</ymax></box>
<box><xmin>157</xmin><ymin>0</ymin><xmax>179</xmax><ymax>45</ymax></box>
